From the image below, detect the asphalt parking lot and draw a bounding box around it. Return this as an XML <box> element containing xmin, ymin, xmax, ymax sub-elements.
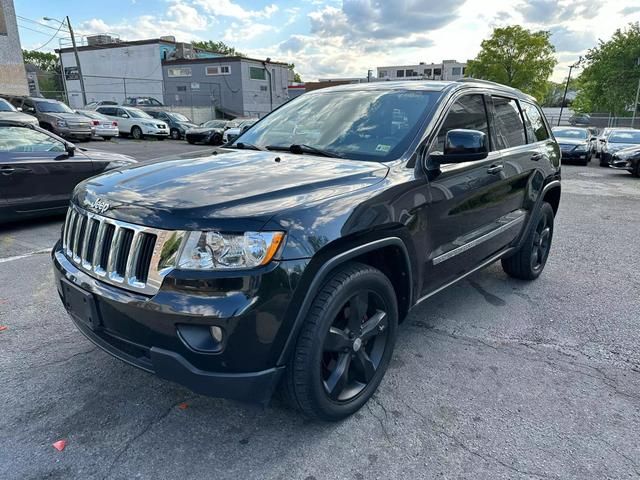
<box><xmin>1</xmin><ymin>143</ymin><xmax>639</xmax><ymax>479</ymax></box>
<box><xmin>86</xmin><ymin>136</ymin><xmax>217</xmax><ymax>161</ymax></box>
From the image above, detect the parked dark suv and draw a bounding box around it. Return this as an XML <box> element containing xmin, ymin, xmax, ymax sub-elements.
<box><xmin>52</xmin><ymin>80</ymin><xmax>561</xmax><ymax>421</ymax></box>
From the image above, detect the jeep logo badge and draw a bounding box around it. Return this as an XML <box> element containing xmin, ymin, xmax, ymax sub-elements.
<box><xmin>85</xmin><ymin>197</ymin><xmax>110</xmax><ymax>214</ymax></box>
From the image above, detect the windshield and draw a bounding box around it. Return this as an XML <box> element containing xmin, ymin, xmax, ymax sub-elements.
<box><xmin>609</xmin><ymin>131</ymin><xmax>640</xmax><ymax>143</ymax></box>
<box><xmin>235</xmin><ymin>90</ymin><xmax>439</xmax><ymax>161</ymax></box>
<box><xmin>169</xmin><ymin>113</ymin><xmax>191</xmax><ymax>122</ymax></box>
<box><xmin>553</xmin><ymin>128</ymin><xmax>588</xmax><ymax>139</ymax></box>
<box><xmin>0</xmin><ymin>99</ymin><xmax>16</xmax><ymax>112</ymax></box>
<box><xmin>37</xmin><ymin>101</ymin><xmax>74</xmax><ymax>114</ymax></box>
<box><xmin>127</xmin><ymin>108</ymin><xmax>152</xmax><ymax>119</ymax></box>
<box><xmin>203</xmin><ymin>120</ymin><xmax>227</xmax><ymax>128</ymax></box>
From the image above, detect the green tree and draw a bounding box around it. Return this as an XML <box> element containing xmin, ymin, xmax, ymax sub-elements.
<box><xmin>191</xmin><ymin>40</ymin><xmax>244</xmax><ymax>57</ymax></box>
<box><xmin>288</xmin><ymin>63</ymin><xmax>302</xmax><ymax>83</ymax></box>
<box><xmin>22</xmin><ymin>49</ymin><xmax>64</xmax><ymax>99</ymax></box>
<box><xmin>466</xmin><ymin>25</ymin><xmax>557</xmax><ymax>101</ymax></box>
<box><xmin>572</xmin><ymin>22</ymin><xmax>640</xmax><ymax>115</ymax></box>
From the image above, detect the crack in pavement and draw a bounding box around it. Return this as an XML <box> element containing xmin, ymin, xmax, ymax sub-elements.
<box><xmin>100</xmin><ymin>396</ymin><xmax>198</xmax><ymax>480</ymax></box>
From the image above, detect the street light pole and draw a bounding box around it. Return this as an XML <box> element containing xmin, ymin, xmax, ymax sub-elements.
<box><xmin>558</xmin><ymin>57</ymin><xmax>582</xmax><ymax>127</ymax></box>
<box><xmin>44</xmin><ymin>16</ymin><xmax>87</xmax><ymax>106</ymax></box>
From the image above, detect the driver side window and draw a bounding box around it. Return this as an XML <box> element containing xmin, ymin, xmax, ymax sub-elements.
<box><xmin>432</xmin><ymin>95</ymin><xmax>489</xmax><ymax>154</ymax></box>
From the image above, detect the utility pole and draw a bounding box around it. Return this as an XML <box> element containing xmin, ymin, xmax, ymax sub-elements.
<box><xmin>632</xmin><ymin>57</ymin><xmax>640</xmax><ymax>128</ymax></box>
<box><xmin>44</xmin><ymin>16</ymin><xmax>87</xmax><ymax>106</ymax></box>
<box><xmin>558</xmin><ymin>57</ymin><xmax>581</xmax><ymax>126</ymax></box>
<box><xmin>66</xmin><ymin>16</ymin><xmax>87</xmax><ymax>106</ymax></box>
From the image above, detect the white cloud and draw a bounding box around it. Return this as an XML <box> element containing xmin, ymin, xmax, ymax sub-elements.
<box><xmin>194</xmin><ymin>0</ymin><xmax>278</xmax><ymax>20</ymax></box>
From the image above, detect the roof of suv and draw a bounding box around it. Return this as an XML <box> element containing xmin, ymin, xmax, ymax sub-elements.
<box><xmin>309</xmin><ymin>79</ymin><xmax>535</xmax><ymax>101</ymax></box>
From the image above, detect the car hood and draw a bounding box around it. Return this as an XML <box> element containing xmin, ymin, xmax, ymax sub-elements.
<box><xmin>77</xmin><ymin>148</ymin><xmax>137</xmax><ymax>164</ymax></box>
<box><xmin>0</xmin><ymin>111</ymin><xmax>39</xmax><ymax>124</ymax></box>
<box><xmin>187</xmin><ymin>126</ymin><xmax>221</xmax><ymax>133</ymax></box>
<box><xmin>607</xmin><ymin>142</ymin><xmax>640</xmax><ymax>152</ymax></box>
<box><xmin>613</xmin><ymin>145</ymin><xmax>640</xmax><ymax>158</ymax></box>
<box><xmin>556</xmin><ymin>138</ymin><xmax>589</xmax><ymax>146</ymax></box>
<box><xmin>45</xmin><ymin>112</ymin><xmax>92</xmax><ymax>123</ymax></box>
<box><xmin>74</xmin><ymin>151</ymin><xmax>389</xmax><ymax>230</ymax></box>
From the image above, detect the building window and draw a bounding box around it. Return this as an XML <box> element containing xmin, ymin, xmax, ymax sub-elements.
<box><xmin>462</xmin><ymin>67</ymin><xmax>466</xmax><ymax>75</ymax></box>
<box><xmin>206</xmin><ymin>65</ymin><xmax>231</xmax><ymax>76</ymax></box>
<box><xmin>379</xmin><ymin>70</ymin><xmax>387</xmax><ymax>78</ymax></box>
<box><xmin>434</xmin><ymin>68</ymin><xmax>442</xmax><ymax>77</ymax></box>
<box><xmin>249</xmin><ymin>67</ymin><xmax>266</xmax><ymax>80</ymax></box>
<box><xmin>396</xmin><ymin>70</ymin><xmax>405</xmax><ymax>78</ymax></box>
<box><xmin>168</xmin><ymin>67</ymin><xmax>192</xmax><ymax>77</ymax></box>
<box><xmin>452</xmin><ymin>67</ymin><xmax>462</xmax><ymax>76</ymax></box>
<box><xmin>405</xmin><ymin>69</ymin><xmax>418</xmax><ymax>77</ymax></box>
<box><xmin>177</xmin><ymin>86</ymin><xmax>187</xmax><ymax>92</ymax></box>
<box><xmin>424</xmin><ymin>69</ymin><xmax>432</xmax><ymax>76</ymax></box>
<box><xmin>0</xmin><ymin>5</ymin><xmax>7</xmax><ymax>35</ymax></box>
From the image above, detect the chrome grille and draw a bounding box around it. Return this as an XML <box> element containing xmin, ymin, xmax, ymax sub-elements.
<box><xmin>62</xmin><ymin>205</ymin><xmax>186</xmax><ymax>295</ymax></box>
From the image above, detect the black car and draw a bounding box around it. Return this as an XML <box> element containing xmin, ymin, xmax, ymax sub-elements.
<box><xmin>610</xmin><ymin>144</ymin><xmax>640</xmax><ymax>177</ymax></box>
<box><xmin>145</xmin><ymin>111</ymin><xmax>198</xmax><ymax>140</ymax></box>
<box><xmin>551</xmin><ymin>127</ymin><xmax>593</xmax><ymax>165</ymax></box>
<box><xmin>0</xmin><ymin>121</ymin><xmax>136</xmax><ymax>223</ymax></box>
<box><xmin>600</xmin><ymin>129</ymin><xmax>640</xmax><ymax>167</ymax></box>
<box><xmin>52</xmin><ymin>80</ymin><xmax>561</xmax><ymax>421</ymax></box>
<box><xmin>185</xmin><ymin>119</ymin><xmax>229</xmax><ymax>145</ymax></box>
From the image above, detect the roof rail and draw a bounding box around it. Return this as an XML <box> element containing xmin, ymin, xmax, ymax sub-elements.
<box><xmin>456</xmin><ymin>78</ymin><xmax>508</xmax><ymax>88</ymax></box>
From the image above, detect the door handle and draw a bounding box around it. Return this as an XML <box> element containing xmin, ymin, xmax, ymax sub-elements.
<box><xmin>486</xmin><ymin>164</ymin><xmax>504</xmax><ymax>175</ymax></box>
<box><xmin>0</xmin><ymin>166</ymin><xmax>16</xmax><ymax>175</ymax></box>
<box><xmin>531</xmin><ymin>153</ymin><xmax>543</xmax><ymax>161</ymax></box>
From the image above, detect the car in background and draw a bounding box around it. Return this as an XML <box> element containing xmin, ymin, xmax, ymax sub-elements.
<box><xmin>0</xmin><ymin>98</ymin><xmax>39</xmax><ymax>126</ymax></box>
<box><xmin>610</xmin><ymin>145</ymin><xmax>640</xmax><ymax>177</ymax></box>
<box><xmin>600</xmin><ymin>129</ymin><xmax>640</xmax><ymax>167</ymax></box>
<box><xmin>75</xmin><ymin>110</ymin><xmax>119</xmax><ymax>140</ymax></box>
<box><xmin>222</xmin><ymin>118</ymin><xmax>258</xmax><ymax>143</ymax></box>
<box><xmin>185</xmin><ymin>119</ymin><xmax>229</xmax><ymax>145</ymax></box>
<box><xmin>568</xmin><ymin>113</ymin><xmax>591</xmax><ymax>126</ymax></box>
<box><xmin>84</xmin><ymin>100</ymin><xmax>119</xmax><ymax>110</ymax></box>
<box><xmin>551</xmin><ymin>126</ymin><xmax>592</xmax><ymax>165</ymax></box>
<box><xmin>586</xmin><ymin>126</ymin><xmax>600</xmax><ymax>154</ymax></box>
<box><xmin>145</xmin><ymin>111</ymin><xmax>197</xmax><ymax>140</ymax></box>
<box><xmin>1</xmin><ymin>95</ymin><xmax>92</xmax><ymax>141</ymax></box>
<box><xmin>0</xmin><ymin>120</ymin><xmax>136</xmax><ymax>223</ymax></box>
<box><xmin>123</xmin><ymin>97</ymin><xmax>164</xmax><ymax>107</ymax></box>
<box><xmin>96</xmin><ymin>106</ymin><xmax>168</xmax><ymax>140</ymax></box>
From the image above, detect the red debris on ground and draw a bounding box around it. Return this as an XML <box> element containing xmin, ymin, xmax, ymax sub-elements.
<box><xmin>177</xmin><ymin>402</ymin><xmax>189</xmax><ymax>410</ymax></box>
<box><xmin>52</xmin><ymin>440</ymin><xmax>67</xmax><ymax>451</ymax></box>
<box><xmin>0</xmin><ymin>326</ymin><xmax>8</xmax><ymax>332</ymax></box>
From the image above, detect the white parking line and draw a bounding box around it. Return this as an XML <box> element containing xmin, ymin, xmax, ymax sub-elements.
<box><xmin>0</xmin><ymin>248</ymin><xmax>52</xmax><ymax>264</ymax></box>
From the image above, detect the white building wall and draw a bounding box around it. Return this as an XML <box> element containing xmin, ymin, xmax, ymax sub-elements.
<box><xmin>60</xmin><ymin>43</ymin><xmax>164</xmax><ymax>108</ymax></box>
<box><xmin>241</xmin><ymin>59</ymin><xmax>290</xmax><ymax>118</ymax></box>
<box><xmin>377</xmin><ymin>60</ymin><xmax>467</xmax><ymax>81</ymax></box>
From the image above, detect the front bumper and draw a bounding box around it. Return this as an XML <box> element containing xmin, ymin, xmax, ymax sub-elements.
<box><xmin>52</xmin><ymin>242</ymin><xmax>310</xmax><ymax>403</ymax></box>
<box><xmin>609</xmin><ymin>156</ymin><xmax>633</xmax><ymax>171</ymax></box>
<box><xmin>57</xmin><ymin>126</ymin><xmax>92</xmax><ymax>139</ymax></box>
<box><xmin>143</xmin><ymin>127</ymin><xmax>169</xmax><ymax>137</ymax></box>
<box><xmin>560</xmin><ymin>149</ymin><xmax>589</xmax><ymax>162</ymax></box>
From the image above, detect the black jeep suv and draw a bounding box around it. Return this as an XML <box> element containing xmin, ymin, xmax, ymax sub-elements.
<box><xmin>52</xmin><ymin>80</ymin><xmax>561</xmax><ymax>421</ymax></box>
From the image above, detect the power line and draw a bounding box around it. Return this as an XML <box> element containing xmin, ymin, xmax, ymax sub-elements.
<box><xmin>29</xmin><ymin>20</ymin><xmax>67</xmax><ymax>51</ymax></box>
<box><xmin>18</xmin><ymin>22</ymin><xmax>70</xmax><ymax>39</ymax></box>
<box><xmin>17</xmin><ymin>15</ymin><xmax>66</xmax><ymax>32</ymax></box>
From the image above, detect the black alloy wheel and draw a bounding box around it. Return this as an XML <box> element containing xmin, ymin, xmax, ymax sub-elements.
<box><xmin>282</xmin><ymin>262</ymin><xmax>398</xmax><ymax>421</ymax></box>
<box><xmin>502</xmin><ymin>202</ymin><xmax>555</xmax><ymax>280</ymax></box>
<box><xmin>170</xmin><ymin>128</ymin><xmax>181</xmax><ymax>140</ymax></box>
<box><xmin>210</xmin><ymin>132</ymin><xmax>222</xmax><ymax>145</ymax></box>
<box><xmin>322</xmin><ymin>291</ymin><xmax>389</xmax><ymax>402</ymax></box>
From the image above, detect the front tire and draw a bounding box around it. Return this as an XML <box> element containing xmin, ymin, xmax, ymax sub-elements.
<box><xmin>170</xmin><ymin>128</ymin><xmax>181</xmax><ymax>140</ymax></box>
<box><xmin>282</xmin><ymin>262</ymin><xmax>398</xmax><ymax>421</ymax></box>
<box><xmin>131</xmin><ymin>126</ymin><xmax>143</xmax><ymax>140</ymax></box>
<box><xmin>501</xmin><ymin>202</ymin><xmax>555</xmax><ymax>280</ymax></box>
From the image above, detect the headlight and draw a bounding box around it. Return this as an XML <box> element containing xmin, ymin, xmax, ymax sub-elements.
<box><xmin>575</xmin><ymin>144</ymin><xmax>588</xmax><ymax>152</ymax></box>
<box><xmin>177</xmin><ymin>231</ymin><xmax>285</xmax><ymax>270</ymax></box>
<box><xmin>56</xmin><ymin>120</ymin><xmax>68</xmax><ymax>127</ymax></box>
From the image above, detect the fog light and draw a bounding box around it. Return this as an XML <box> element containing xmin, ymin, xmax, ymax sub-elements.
<box><xmin>210</xmin><ymin>326</ymin><xmax>223</xmax><ymax>342</ymax></box>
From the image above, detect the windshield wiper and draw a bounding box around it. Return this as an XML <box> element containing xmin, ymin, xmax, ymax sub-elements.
<box><xmin>266</xmin><ymin>144</ymin><xmax>343</xmax><ymax>158</ymax></box>
<box><xmin>231</xmin><ymin>142</ymin><xmax>266</xmax><ymax>151</ymax></box>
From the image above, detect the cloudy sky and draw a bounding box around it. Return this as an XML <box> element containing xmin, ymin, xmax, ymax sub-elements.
<box><xmin>15</xmin><ymin>0</ymin><xmax>640</xmax><ymax>82</ymax></box>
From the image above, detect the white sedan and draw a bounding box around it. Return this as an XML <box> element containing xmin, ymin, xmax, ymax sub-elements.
<box><xmin>95</xmin><ymin>106</ymin><xmax>168</xmax><ymax>140</ymax></box>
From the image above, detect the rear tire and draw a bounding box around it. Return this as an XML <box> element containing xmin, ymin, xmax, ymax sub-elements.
<box><xmin>501</xmin><ymin>202</ymin><xmax>555</xmax><ymax>280</ymax></box>
<box><xmin>281</xmin><ymin>262</ymin><xmax>398</xmax><ymax>421</ymax></box>
<box><xmin>170</xmin><ymin>128</ymin><xmax>181</xmax><ymax>140</ymax></box>
<box><xmin>209</xmin><ymin>132</ymin><xmax>222</xmax><ymax>145</ymax></box>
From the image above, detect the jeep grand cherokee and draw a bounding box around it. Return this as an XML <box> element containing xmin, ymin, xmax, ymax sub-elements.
<box><xmin>52</xmin><ymin>79</ymin><xmax>561</xmax><ymax>421</ymax></box>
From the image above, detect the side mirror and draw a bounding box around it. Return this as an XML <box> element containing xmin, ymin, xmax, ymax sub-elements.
<box><xmin>16</xmin><ymin>107</ymin><xmax>22</xmax><ymax>112</ymax></box>
<box><xmin>120</xmin><ymin>113</ymin><xmax>129</xmax><ymax>118</ymax></box>
<box><xmin>435</xmin><ymin>129</ymin><xmax>489</xmax><ymax>164</ymax></box>
<box><xmin>65</xmin><ymin>143</ymin><xmax>76</xmax><ymax>157</ymax></box>
<box><xmin>599</xmin><ymin>138</ymin><xmax>606</xmax><ymax>143</ymax></box>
